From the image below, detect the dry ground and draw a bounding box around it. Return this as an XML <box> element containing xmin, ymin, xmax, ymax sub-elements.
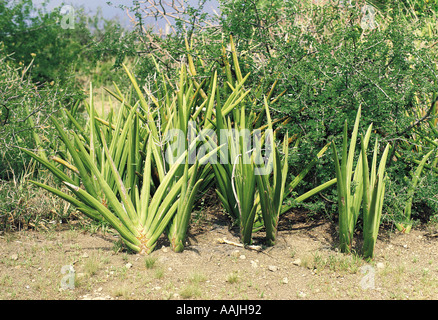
<box><xmin>1</xmin><ymin>203</ymin><xmax>438</xmax><ymax>301</ymax></box>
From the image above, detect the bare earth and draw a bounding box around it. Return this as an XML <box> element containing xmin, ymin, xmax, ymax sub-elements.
<box><xmin>1</xmin><ymin>201</ymin><xmax>438</xmax><ymax>301</ymax></box>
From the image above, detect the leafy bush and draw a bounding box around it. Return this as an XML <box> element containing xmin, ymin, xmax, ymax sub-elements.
<box><xmin>1</xmin><ymin>0</ymin><xmax>76</xmax><ymax>83</ymax></box>
<box><xmin>0</xmin><ymin>1</ymin><xmax>137</xmax><ymax>179</ymax></box>
<box><xmin>0</xmin><ymin>50</ymin><xmax>83</xmax><ymax>179</ymax></box>
<box><xmin>214</xmin><ymin>1</ymin><xmax>438</xmax><ymax>220</ymax></box>
<box><xmin>0</xmin><ymin>0</ymin><xmax>121</xmax><ymax>84</ymax></box>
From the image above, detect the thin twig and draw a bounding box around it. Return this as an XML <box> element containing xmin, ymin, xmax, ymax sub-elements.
<box><xmin>216</xmin><ymin>237</ymin><xmax>263</xmax><ymax>251</ymax></box>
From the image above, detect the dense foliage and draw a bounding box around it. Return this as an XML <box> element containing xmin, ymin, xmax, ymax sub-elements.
<box><xmin>0</xmin><ymin>0</ymin><xmax>136</xmax><ymax>178</ymax></box>
<box><xmin>2</xmin><ymin>0</ymin><xmax>438</xmax><ymax>255</ymax></box>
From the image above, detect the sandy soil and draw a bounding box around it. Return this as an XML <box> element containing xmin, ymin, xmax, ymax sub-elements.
<box><xmin>1</xmin><ymin>202</ymin><xmax>438</xmax><ymax>301</ymax></box>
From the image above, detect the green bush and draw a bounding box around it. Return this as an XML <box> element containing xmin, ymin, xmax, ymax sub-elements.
<box><xmin>1</xmin><ymin>0</ymin><xmax>100</xmax><ymax>83</ymax></box>
<box><xmin>1</xmin><ymin>0</ymin><xmax>77</xmax><ymax>83</ymax></box>
<box><xmin>0</xmin><ymin>49</ymin><xmax>82</xmax><ymax>179</ymax></box>
<box><xmin>215</xmin><ymin>1</ymin><xmax>438</xmax><ymax>218</ymax></box>
<box><xmin>0</xmin><ymin>1</ymin><xmax>135</xmax><ymax>179</ymax></box>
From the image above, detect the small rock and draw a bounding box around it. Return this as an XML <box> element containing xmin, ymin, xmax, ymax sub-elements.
<box><xmin>376</xmin><ymin>262</ymin><xmax>385</xmax><ymax>269</ymax></box>
<box><xmin>298</xmin><ymin>291</ymin><xmax>307</xmax><ymax>298</ymax></box>
<box><xmin>239</xmin><ymin>254</ymin><xmax>246</xmax><ymax>260</ymax></box>
<box><xmin>250</xmin><ymin>260</ymin><xmax>258</xmax><ymax>268</ymax></box>
<box><xmin>268</xmin><ymin>265</ymin><xmax>278</xmax><ymax>272</ymax></box>
<box><xmin>403</xmin><ymin>244</ymin><xmax>408</xmax><ymax>249</ymax></box>
<box><xmin>10</xmin><ymin>254</ymin><xmax>18</xmax><ymax>261</ymax></box>
<box><xmin>96</xmin><ymin>287</ymin><xmax>103</xmax><ymax>292</ymax></box>
<box><xmin>125</xmin><ymin>263</ymin><xmax>133</xmax><ymax>269</ymax></box>
<box><xmin>282</xmin><ymin>277</ymin><xmax>288</xmax><ymax>284</ymax></box>
<box><xmin>162</xmin><ymin>247</ymin><xmax>169</xmax><ymax>253</ymax></box>
<box><xmin>292</xmin><ymin>258</ymin><xmax>301</xmax><ymax>266</ymax></box>
<box><xmin>230</xmin><ymin>250</ymin><xmax>241</xmax><ymax>258</ymax></box>
<box><xmin>81</xmin><ymin>252</ymin><xmax>89</xmax><ymax>258</ymax></box>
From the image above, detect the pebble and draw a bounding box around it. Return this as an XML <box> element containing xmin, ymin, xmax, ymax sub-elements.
<box><xmin>376</xmin><ymin>262</ymin><xmax>385</xmax><ymax>269</ymax></box>
<box><xmin>10</xmin><ymin>254</ymin><xmax>18</xmax><ymax>261</ymax></box>
<box><xmin>268</xmin><ymin>265</ymin><xmax>278</xmax><ymax>272</ymax></box>
<box><xmin>282</xmin><ymin>277</ymin><xmax>289</xmax><ymax>284</ymax></box>
<box><xmin>81</xmin><ymin>252</ymin><xmax>89</xmax><ymax>258</ymax></box>
<box><xmin>125</xmin><ymin>263</ymin><xmax>133</xmax><ymax>269</ymax></box>
<box><xmin>292</xmin><ymin>258</ymin><xmax>301</xmax><ymax>266</ymax></box>
<box><xmin>239</xmin><ymin>254</ymin><xmax>246</xmax><ymax>260</ymax></box>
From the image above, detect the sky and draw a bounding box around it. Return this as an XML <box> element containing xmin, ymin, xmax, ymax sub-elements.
<box><xmin>33</xmin><ymin>0</ymin><xmax>220</xmax><ymax>30</ymax></box>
